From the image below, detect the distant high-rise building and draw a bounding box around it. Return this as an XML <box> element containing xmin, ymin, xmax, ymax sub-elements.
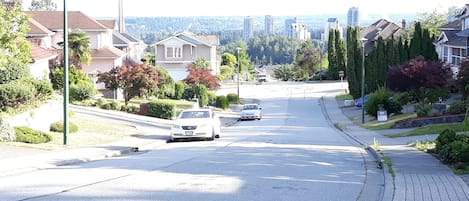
<box><xmin>291</xmin><ymin>23</ymin><xmax>311</xmax><ymax>40</ymax></box>
<box><xmin>324</xmin><ymin>18</ymin><xmax>343</xmax><ymax>41</ymax></box>
<box><xmin>265</xmin><ymin>15</ymin><xmax>274</xmax><ymax>35</ymax></box>
<box><xmin>243</xmin><ymin>16</ymin><xmax>253</xmax><ymax>41</ymax></box>
<box><xmin>285</xmin><ymin>17</ymin><xmax>297</xmax><ymax>37</ymax></box>
<box><xmin>347</xmin><ymin>7</ymin><xmax>359</xmax><ymax>28</ymax></box>
<box><xmin>118</xmin><ymin>0</ymin><xmax>125</xmax><ymax>33</ymax></box>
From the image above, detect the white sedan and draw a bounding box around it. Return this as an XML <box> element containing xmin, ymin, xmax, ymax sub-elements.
<box><xmin>170</xmin><ymin>109</ymin><xmax>221</xmax><ymax>142</ymax></box>
<box><xmin>240</xmin><ymin>103</ymin><xmax>262</xmax><ymax>120</ymax></box>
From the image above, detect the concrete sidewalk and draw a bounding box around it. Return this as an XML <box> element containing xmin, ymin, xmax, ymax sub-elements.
<box><xmin>0</xmin><ymin>105</ymin><xmax>240</xmax><ymax>177</ymax></box>
<box><xmin>321</xmin><ymin>95</ymin><xmax>469</xmax><ymax>201</ymax></box>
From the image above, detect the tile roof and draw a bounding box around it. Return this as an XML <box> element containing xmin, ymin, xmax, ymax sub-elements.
<box><xmin>90</xmin><ymin>46</ymin><xmax>125</xmax><ymax>58</ymax></box>
<box><xmin>97</xmin><ymin>20</ymin><xmax>116</xmax><ymax>30</ymax></box>
<box><xmin>29</xmin><ymin>43</ymin><xmax>58</xmax><ymax>62</ymax></box>
<box><xmin>25</xmin><ymin>11</ymin><xmax>108</xmax><ymax>31</ymax></box>
<box><xmin>27</xmin><ymin>18</ymin><xmax>53</xmax><ymax>36</ymax></box>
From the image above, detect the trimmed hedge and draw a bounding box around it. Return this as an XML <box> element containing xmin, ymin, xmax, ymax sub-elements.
<box><xmin>216</xmin><ymin>95</ymin><xmax>229</xmax><ymax>110</ymax></box>
<box><xmin>50</xmin><ymin>121</ymin><xmax>79</xmax><ymax>133</ymax></box>
<box><xmin>14</xmin><ymin>127</ymin><xmax>52</xmax><ymax>144</ymax></box>
<box><xmin>227</xmin><ymin>93</ymin><xmax>239</xmax><ymax>103</ymax></box>
<box><xmin>148</xmin><ymin>100</ymin><xmax>176</xmax><ymax>119</ymax></box>
<box><xmin>70</xmin><ymin>82</ymin><xmax>96</xmax><ymax>101</ymax></box>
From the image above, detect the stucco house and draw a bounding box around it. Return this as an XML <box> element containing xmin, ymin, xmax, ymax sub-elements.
<box><xmin>27</xmin><ymin>17</ymin><xmax>58</xmax><ymax>80</ymax></box>
<box><xmin>434</xmin><ymin>4</ymin><xmax>469</xmax><ymax>75</ymax></box>
<box><xmin>152</xmin><ymin>32</ymin><xmax>220</xmax><ymax>81</ymax></box>
<box><xmin>25</xmin><ymin>11</ymin><xmax>127</xmax><ymax>97</ymax></box>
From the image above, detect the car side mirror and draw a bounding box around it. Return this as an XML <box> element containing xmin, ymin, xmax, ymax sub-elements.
<box><xmin>259</xmin><ymin>107</ymin><xmax>262</xmax><ymax>110</ymax></box>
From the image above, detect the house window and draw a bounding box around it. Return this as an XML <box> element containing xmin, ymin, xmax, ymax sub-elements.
<box><xmin>443</xmin><ymin>46</ymin><xmax>448</xmax><ymax>62</ymax></box>
<box><xmin>465</xmin><ymin>18</ymin><xmax>469</xmax><ymax>30</ymax></box>
<box><xmin>451</xmin><ymin>48</ymin><xmax>465</xmax><ymax>65</ymax></box>
<box><xmin>166</xmin><ymin>46</ymin><xmax>182</xmax><ymax>58</ymax></box>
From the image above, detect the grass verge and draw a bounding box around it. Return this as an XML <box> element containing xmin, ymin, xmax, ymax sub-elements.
<box><xmin>336</xmin><ymin>94</ymin><xmax>354</xmax><ymax>101</ymax></box>
<box><xmin>362</xmin><ymin>113</ymin><xmax>417</xmax><ymax>130</ymax></box>
<box><xmin>385</xmin><ymin>123</ymin><xmax>465</xmax><ymax>138</ymax></box>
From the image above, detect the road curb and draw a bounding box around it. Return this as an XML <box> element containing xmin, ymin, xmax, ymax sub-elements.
<box><xmin>319</xmin><ymin>96</ymin><xmax>394</xmax><ymax>201</ymax></box>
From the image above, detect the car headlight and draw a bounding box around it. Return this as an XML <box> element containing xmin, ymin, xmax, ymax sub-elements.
<box><xmin>172</xmin><ymin>125</ymin><xmax>182</xmax><ymax>129</ymax></box>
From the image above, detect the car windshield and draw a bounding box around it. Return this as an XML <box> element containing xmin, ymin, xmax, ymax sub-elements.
<box><xmin>180</xmin><ymin>111</ymin><xmax>210</xmax><ymax>119</ymax></box>
<box><xmin>243</xmin><ymin>105</ymin><xmax>258</xmax><ymax>110</ymax></box>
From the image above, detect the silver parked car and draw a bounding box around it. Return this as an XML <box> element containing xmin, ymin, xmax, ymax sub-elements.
<box><xmin>240</xmin><ymin>103</ymin><xmax>262</xmax><ymax>120</ymax></box>
<box><xmin>170</xmin><ymin>109</ymin><xmax>221</xmax><ymax>142</ymax></box>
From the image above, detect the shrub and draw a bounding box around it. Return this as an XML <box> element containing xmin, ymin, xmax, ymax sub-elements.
<box><xmin>20</xmin><ymin>78</ymin><xmax>54</xmax><ymax>100</ymax></box>
<box><xmin>14</xmin><ymin>127</ymin><xmax>52</xmax><ymax>144</ymax></box>
<box><xmin>182</xmin><ymin>87</ymin><xmax>196</xmax><ymax>101</ymax></box>
<box><xmin>227</xmin><ymin>93</ymin><xmax>239</xmax><ymax>104</ymax></box>
<box><xmin>435</xmin><ymin>129</ymin><xmax>457</xmax><ymax>154</ymax></box>
<box><xmin>148</xmin><ymin>100</ymin><xmax>176</xmax><ymax>119</ymax></box>
<box><xmin>50</xmin><ymin>121</ymin><xmax>79</xmax><ymax>133</ymax></box>
<box><xmin>415</xmin><ymin>102</ymin><xmax>432</xmax><ymax>117</ymax></box>
<box><xmin>121</xmin><ymin>104</ymin><xmax>139</xmax><ymax>114</ymax></box>
<box><xmin>393</xmin><ymin>92</ymin><xmax>413</xmax><ymax>106</ymax></box>
<box><xmin>0</xmin><ymin>81</ymin><xmax>34</xmax><ymax>111</ymax></box>
<box><xmin>173</xmin><ymin>81</ymin><xmax>185</xmax><ymax>100</ymax></box>
<box><xmin>51</xmin><ymin>65</ymin><xmax>93</xmax><ymax>90</ymax></box>
<box><xmin>194</xmin><ymin>84</ymin><xmax>209</xmax><ymax>107</ymax></box>
<box><xmin>70</xmin><ymin>82</ymin><xmax>96</xmax><ymax>101</ymax></box>
<box><xmin>447</xmin><ymin>100</ymin><xmax>468</xmax><ymax>114</ymax></box>
<box><xmin>207</xmin><ymin>91</ymin><xmax>217</xmax><ymax>106</ymax></box>
<box><xmin>364</xmin><ymin>87</ymin><xmax>402</xmax><ymax>118</ymax></box>
<box><xmin>451</xmin><ymin>140</ymin><xmax>469</xmax><ymax>163</ymax></box>
<box><xmin>216</xmin><ymin>95</ymin><xmax>229</xmax><ymax>110</ymax></box>
<box><xmin>0</xmin><ymin>64</ymin><xmax>29</xmax><ymax>84</ymax></box>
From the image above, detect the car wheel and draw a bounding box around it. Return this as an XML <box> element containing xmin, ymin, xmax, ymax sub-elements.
<box><xmin>207</xmin><ymin>129</ymin><xmax>215</xmax><ymax>141</ymax></box>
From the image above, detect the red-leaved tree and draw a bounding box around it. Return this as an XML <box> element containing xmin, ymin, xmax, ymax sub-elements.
<box><xmin>183</xmin><ymin>66</ymin><xmax>220</xmax><ymax>89</ymax></box>
<box><xmin>97</xmin><ymin>63</ymin><xmax>159</xmax><ymax>105</ymax></box>
<box><xmin>387</xmin><ymin>56</ymin><xmax>451</xmax><ymax>102</ymax></box>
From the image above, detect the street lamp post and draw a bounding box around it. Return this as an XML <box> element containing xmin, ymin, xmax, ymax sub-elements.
<box><xmin>236</xmin><ymin>47</ymin><xmax>241</xmax><ymax>103</ymax></box>
<box><xmin>360</xmin><ymin>38</ymin><xmax>367</xmax><ymax>124</ymax></box>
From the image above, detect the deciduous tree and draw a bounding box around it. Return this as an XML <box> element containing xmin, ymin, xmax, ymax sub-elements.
<box><xmin>183</xmin><ymin>66</ymin><xmax>220</xmax><ymax>90</ymax></box>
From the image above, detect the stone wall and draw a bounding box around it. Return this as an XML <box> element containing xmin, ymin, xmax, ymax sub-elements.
<box><xmin>392</xmin><ymin>114</ymin><xmax>466</xmax><ymax>129</ymax></box>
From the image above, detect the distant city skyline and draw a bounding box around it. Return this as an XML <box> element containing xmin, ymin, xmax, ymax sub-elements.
<box><xmin>22</xmin><ymin>0</ymin><xmax>467</xmax><ymax>19</ymax></box>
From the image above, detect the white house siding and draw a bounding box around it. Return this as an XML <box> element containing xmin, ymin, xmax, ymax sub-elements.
<box><xmin>29</xmin><ymin>61</ymin><xmax>51</xmax><ymax>80</ymax></box>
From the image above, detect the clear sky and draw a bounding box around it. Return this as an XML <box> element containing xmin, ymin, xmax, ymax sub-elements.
<box><xmin>22</xmin><ymin>0</ymin><xmax>468</xmax><ymax>18</ymax></box>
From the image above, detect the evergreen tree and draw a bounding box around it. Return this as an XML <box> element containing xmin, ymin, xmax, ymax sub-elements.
<box><xmin>327</xmin><ymin>29</ymin><xmax>338</xmax><ymax>80</ymax></box>
<box><xmin>346</xmin><ymin>27</ymin><xmax>361</xmax><ymax>99</ymax></box>
<box><xmin>409</xmin><ymin>22</ymin><xmax>423</xmax><ymax>59</ymax></box>
<box><xmin>333</xmin><ymin>30</ymin><xmax>346</xmax><ymax>80</ymax></box>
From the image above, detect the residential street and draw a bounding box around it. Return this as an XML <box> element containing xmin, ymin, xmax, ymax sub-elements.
<box><xmin>0</xmin><ymin>82</ymin><xmax>377</xmax><ymax>201</ymax></box>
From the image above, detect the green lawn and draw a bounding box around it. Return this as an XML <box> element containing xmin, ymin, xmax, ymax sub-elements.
<box><xmin>362</xmin><ymin>113</ymin><xmax>417</xmax><ymax>130</ymax></box>
<box><xmin>386</xmin><ymin>123</ymin><xmax>466</xmax><ymax>138</ymax></box>
<box><xmin>336</xmin><ymin>94</ymin><xmax>354</xmax><ymax>101</ymax></box>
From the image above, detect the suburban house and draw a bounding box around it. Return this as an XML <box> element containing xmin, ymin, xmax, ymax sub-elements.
<box><xmin>27</xmin><ymin>17</ymin><xmax>58</xmax><ymax>80</ymax></box>
<box><xmin>361</xmin><ymin>18</ymin><xmax>407</xmax><ymax>54</ymax></box>
<box><xmin>152</xmin><ymin>32</ymin><xmax>220</xmax><ymax>81</ymax></box>
<box><xmin>25</xmin><ymin>11</ymin><xmax>129</xmax><ymax>98</ymax></box>
<box><xmin>98</xmin><ymin>19</ymin><xmax>147</xmax><ymax>63</ymax></box>
<box><xmin>434</xmin><ymin>4</ymin><xmax>469</xmax><ymax>75</ymax></box>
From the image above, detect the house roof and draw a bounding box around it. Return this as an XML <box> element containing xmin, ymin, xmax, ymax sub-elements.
<box><xmin>438</xmin><ymin>30</ymin><xmax>466</xmax><ymax>47</ymax></box>
<box><xmin>25</xmin><ymin>11</ymin><xmax>108</xmax><ymax>31</ymax></box>
<box><xmin>27</xmin><ymin>18</ymin><xmax>53</xmax><ymax>36</ymax></box>
<box><xmin>361</xmin><ymin>19</ymin><xmax>406</xmax><ymax>53</ymax></box>
<box><xmin>97</xmin><ymin>19</ymin><xmax>116</xmax><ymax>30</ymax></box>
<box><xmin>30</xmin><ymin>43</ymin><xmax>58</xmax><ymax>63</ymax></box>
<box><xmin>90</xmin><ymin>46</ymin><xmax>126</xmax><ymax>58</ymax></box>
<box><xmin>153</xmin><ymin>32</ymin><xmax>218</xmax><ymax>47</ymax></box>
<box><xmin>439</xmin><ymin>19</ymin><xmax>461</xmax><ymax>31</ymax></box>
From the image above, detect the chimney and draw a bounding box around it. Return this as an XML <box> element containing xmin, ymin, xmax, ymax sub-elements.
<box><xmin>401</xmin><ymin>19</ymin><xmax>406</xmax><ymax>29</ymax></box>
<box><xmin>118</xmin><ymin>0</ymin><xmax>125</xmax><ymax>33</ymax></box>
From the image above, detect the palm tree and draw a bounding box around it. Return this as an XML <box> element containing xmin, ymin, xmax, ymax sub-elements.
<box><xmin>59</xmin><ymin>30</ymin><xmax>92</xmax><ymax>69</ymax></box>
<box><xmin>68</xmin><ymin>30</ymin><xmax>92</xmax><ymax>68</ymax></box>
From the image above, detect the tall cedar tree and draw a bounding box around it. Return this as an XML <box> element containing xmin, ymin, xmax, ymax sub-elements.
<box><xmin>457</xmin><ymin>60</ymin><xmax>469</xmax><ymax>101</ymax></box>
<box><xmin>335</xmin><ymin>30</ymin><xmax>347</xmax><ymax>80</ymax></box>
<box><xmin>409</xmin><ymin>22</ymin><xmax>438</xmax><ymax>61</ymax></box>
<box><xmin>346</xmin><ymin>27</ymin><xmax>362</xmax><ymax>99</ymax></box>
<box><xmin>327</xmin><ymin>29</ymin><xmax>338</xmax><ymax>79</ymax></box>
<box><xmin>97</xmin><ymin>63</ymin><xmax>159</xmax><ymax>105</ymax></box>
<box><xmin>387</xmin><ymin>56</ymin><xmax>451</xmax><ymax>101</ymax></box>
<box><xmin>409</xmin><ymin>22</ymin><xmax>423</xmax><ymax>59</ymax></box>
<box><xmin>183</xmin><ymin>66</ymin><xmax>220</xmax><ymax>90</ymax></box>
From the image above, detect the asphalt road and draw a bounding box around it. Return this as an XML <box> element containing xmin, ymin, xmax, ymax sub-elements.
<box><xmin>0</xmin><ymin>82</ymin><xmax>372</xmax><ymax>201</ymax></box>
